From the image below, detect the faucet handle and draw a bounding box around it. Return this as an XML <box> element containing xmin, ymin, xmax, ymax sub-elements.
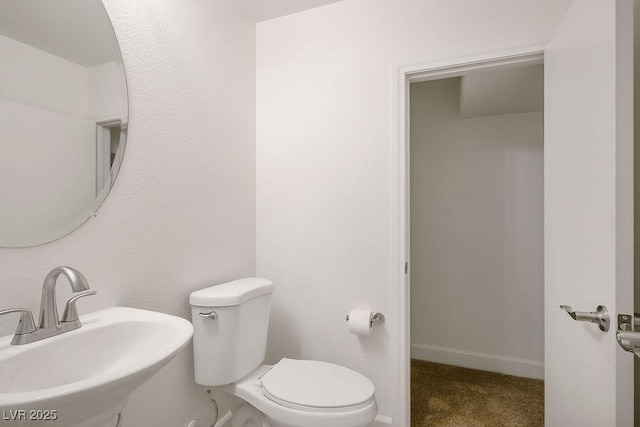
<box><xmin>61</xmin><ymin>290</ymin><xmax>97</xmax><ymax>323</ymax></box>
<box><xmin>0</xmin><ymin>308</ymin><xmax>36</xmax><ymax>335</ymax></box>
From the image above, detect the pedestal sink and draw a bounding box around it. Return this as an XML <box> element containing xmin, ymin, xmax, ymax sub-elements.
<box><xmin>0</xmin><ymin>307</ymin><xmax>193</xmax><ymax>427</ymax></box>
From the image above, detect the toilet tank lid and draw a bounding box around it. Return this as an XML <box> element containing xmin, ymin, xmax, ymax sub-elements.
<box><xmin>189</xmin><ymin>278</ymin><xmax>274</xmax><ymax>307</ymax></box>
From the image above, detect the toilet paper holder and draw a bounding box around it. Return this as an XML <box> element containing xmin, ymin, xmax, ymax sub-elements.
<box><xmin>345</xmin><ymin>312</ymin><xmax>385</xmax><ymax>326</ymax></box>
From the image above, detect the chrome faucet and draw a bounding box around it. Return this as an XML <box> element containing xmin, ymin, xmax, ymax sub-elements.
<box><xmin>0</xmin><ymin>266</ymin><xmax>96</xmax><ymax>345</ymax></box>
<box><xmin>39</xmin><ymin>266</ymin><xmax>90</xmax><ymax>329</ymax></box>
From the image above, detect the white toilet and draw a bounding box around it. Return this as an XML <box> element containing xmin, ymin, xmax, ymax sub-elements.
<box><xmin>190</xmin><ymin>278</ymin><xmax>378</xmax><ymax>427</ymax></box>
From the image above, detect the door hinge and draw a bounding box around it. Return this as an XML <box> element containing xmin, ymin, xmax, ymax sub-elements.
<box><xmin>405</xmin><ymin>261</ymin><xmax>408</xmax><ymax>274</ymax></box>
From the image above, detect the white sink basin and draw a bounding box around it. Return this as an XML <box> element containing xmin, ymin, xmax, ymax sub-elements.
<box><xmin>0</xmin><ymin>307</ymin><xmax>193</xmax><ymax>427</ymax></box>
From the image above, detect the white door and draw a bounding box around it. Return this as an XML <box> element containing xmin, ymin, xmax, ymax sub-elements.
<box><xmin>545</xmin><ymin>0</ymin><xmax>634</xmax><ymax>425</ymax></box>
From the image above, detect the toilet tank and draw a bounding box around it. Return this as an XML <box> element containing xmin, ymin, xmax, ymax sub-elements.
<box><xmin>190</xmin><ymin>278</ymin><xmax>274</xmax><ymax>386</ymax></box>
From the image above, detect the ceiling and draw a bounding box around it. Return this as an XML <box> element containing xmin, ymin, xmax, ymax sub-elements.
<box><xmin>0</xmin><ymin>0</ymin><xmax>121</xmax><ymax>67</ymax></box>
<box><xmin>236</xmin><ymin>0</ymin><xmax>344</xmax><ymax>22</ymax></box>
<box><xmin>0</xmin><ymin>0</ymin><xmax>344</xmax><ymax>67</ymax></box>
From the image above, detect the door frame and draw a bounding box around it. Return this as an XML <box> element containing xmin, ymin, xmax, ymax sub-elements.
<box><xmin>96</xmin><ymin>118</ymin><xmax>123</xmax><ymax>196</ymax></box>
<box><xmin>391</xmin><ymin>45</ymin><xmax>546</xmax><ymax>426</ymax></box>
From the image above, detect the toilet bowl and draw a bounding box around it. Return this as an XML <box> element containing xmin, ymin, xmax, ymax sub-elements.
<box><xmin>189</xmin><ymin>278</ymin><xmax>378</xmax><ymax>427</ymax></box>
<box><xmin>224</xmin><ymin>362</ymin><xmax>377</xmax><ymax>427</ymax></box>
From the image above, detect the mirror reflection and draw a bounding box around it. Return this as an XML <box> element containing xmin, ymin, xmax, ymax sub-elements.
<box><xmin>0</xmin><ymin>0</ymin><xmax>128</xmax><ymax>247</ymax></box>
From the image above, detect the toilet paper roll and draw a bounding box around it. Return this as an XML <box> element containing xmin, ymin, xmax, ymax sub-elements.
<box><xmin>348</xmin><ymin>309</ymin><xmax>373</xmax><ymax>336</ymax></box>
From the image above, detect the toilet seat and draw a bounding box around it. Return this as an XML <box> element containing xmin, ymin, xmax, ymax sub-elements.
<box><xmin>260</xmin><ymin>358</ymin><xmax>375</xmax><ymax>412</ymax></box>
<box><xmin>225</xmin><ymin>363</ymin><xmax>378</xmax><ymax>427</ymax></box>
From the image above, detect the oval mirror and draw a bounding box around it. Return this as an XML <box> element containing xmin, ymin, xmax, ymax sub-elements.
<box><xmin>0</xmin><ymin>0</ymin><xmax>128</xmax><ymax>247</ymax></box>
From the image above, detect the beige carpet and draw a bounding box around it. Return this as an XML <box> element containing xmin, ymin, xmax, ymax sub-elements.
<box><xmin>411</xmin><ymin>360</ymin><xmax>544</xmax><ymax>426</ymax></box>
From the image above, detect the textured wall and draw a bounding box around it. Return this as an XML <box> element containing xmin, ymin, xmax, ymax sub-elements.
<box><xmin>256</xmin><ymin>0</ymin><xmax>571</xmax><ymax>422</ymax></box>
<box><xmin>410</xmin><ymin>78</ymin><xmax>543</xmax><ymax>378</ymax></box>
<box><xmin>0</xmin><ymin>1</ymin><xmax>256</xmax><ymax>425</ymax></box>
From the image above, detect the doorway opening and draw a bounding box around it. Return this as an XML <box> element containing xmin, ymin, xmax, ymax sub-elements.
<box><xmin>393</xmin><ymin>47</ymin><xmax>546</xmax><ymax>427</ymax></box>
<box><xmin>409</xmin><ymin>62</ymin><xmax>544</xmax><ymax>425</ymax></box>
<box><xmin>96</xmin><ymin>118</ymin><xmax>126</xmax><ymax>196</ymax></box>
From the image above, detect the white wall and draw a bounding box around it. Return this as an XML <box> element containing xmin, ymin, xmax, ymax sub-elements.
<box><xmin>409</xmin><ymin>77</ymin><xmax>543</xmax><ymax>379</ymax></box>
<box><xmin>0</xmin><ymin>34</ymin><xmax>87</xmax><ymax>116</ymax></box>
<box><xmin>0</xmin><ymin>100</ymin><xmax>96</xmax><ymax>247</ymax></box>
<box><xmin>0</xmin><ymin>34</ymin><xmax>127</xmax><ymax>247</ymax></box>
<box><xmin>0</xmin><ymin>36</ymin><xmax>97</xmax><ymax>247</ymax></box>
<box><xmin>459</xmin><ymin>65</ymin><xmax>543</xmax><ymax>118</ymax></box>
<box><xmin>0</xmin><ymin>33</ymin><xmax>126</xmax><ymax>121</ymax></box>
<box><xmin>0</xmin><ymin>0</ymin><xmax>256</xmax><ymax>426</ymax></box>
<box><xmin>87</xmin><ymin>61</ymin><xmax>128</xmax><ymax>120</ymax></box>
<box><xmin>256</xmin><ymin>0</ymin><xmax>571</xmax><ymax>422</ymax></box>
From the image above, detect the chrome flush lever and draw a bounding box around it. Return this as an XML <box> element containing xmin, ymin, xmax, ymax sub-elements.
<box><xmin>199</xmin><ymin>311</ymin><xmax>218</xmax><ymax>319</ymax></box>
<box><xmin>560</xmin><ymin>305</ymin><xmax>610</xmax><ymax>332</ymax></box>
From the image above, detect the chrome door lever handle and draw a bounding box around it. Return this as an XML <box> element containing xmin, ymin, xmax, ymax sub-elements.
<box><xmin>616</xmin><ymin>330</ymin><xmax>640</xmax><ymax>353</ymax></box>
<box><xmin>616</xmin><ymin>313</ymin><xmax>640</xmax><ymax>353</ymax></box>
<box><xmin>560</xmin><ymin>305</ymin><xmax>610</xmax><ymax>332</ymax></box>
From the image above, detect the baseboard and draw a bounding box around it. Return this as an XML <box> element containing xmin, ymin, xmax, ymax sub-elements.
<box><xmin>214</xmin><ymin>411</ymin><xmax>232</xmax><ymax>427</ymax></box>
<box><xmin>373</xmin><ymin>415</ymin><xmax>393</xmax><ymax>426</ymax></box>
<box><xmin>411</xmin><ymin>343</ymin><xmax>544</xmax><ymax>379</ymax></box>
